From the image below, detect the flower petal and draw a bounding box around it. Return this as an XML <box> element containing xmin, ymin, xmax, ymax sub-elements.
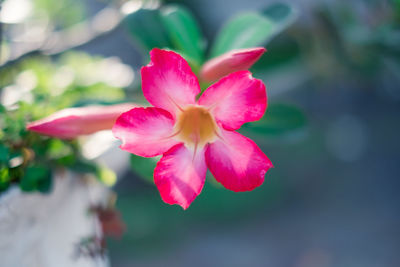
<box><xmin>198</xmin><ymin>70</ymin><xmax>267</xmax><ymax>130</ymax></box>
<box><xmin>154</xmin><ymin>144</ymin><xmax>206</xmax><ymax>209</ymax></box>
<box><xmin>26</xmin><ymin>103</ymin><xmax>136</xmax><ymax>139</ymax></box>
<box><xmin>205</xmin><ymin>130</ymin><xmax>272</xmax><ymax>192</ymax></box>
<box><xmin>141</xmin><ymin>48</ymin><xmax>201</xmax><ymax>117</ymax></box>
<box><xmin>112</xmin><ymin>107</ymin><xmax>181</xmax><ymax>157</ymax></box>
<box><xmin>200</xmin><ymin>47</ymin><xmax>266</xmax><ymax>83</ymax></box>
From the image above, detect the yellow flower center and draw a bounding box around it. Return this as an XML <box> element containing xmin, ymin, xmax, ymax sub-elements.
<box><xmin>175</xmin><ymin>106</ymin><xmax>218</xmax><ymax>147</ymax></box>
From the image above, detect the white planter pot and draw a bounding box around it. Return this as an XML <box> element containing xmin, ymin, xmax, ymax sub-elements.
<box><xmin>0</xmin><ymin>171</ymin><xmax>110</xmax><ymax>267</ymax></box>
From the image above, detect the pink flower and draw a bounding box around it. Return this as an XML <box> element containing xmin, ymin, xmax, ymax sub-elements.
<box><xmin>113</xmin><ymin>48</ymin><xmax>273</xmax><ymax>209</ymax></box>
<box><xmin>200</xmin><ymin>47</ymin><xmax>266</xmax><ymax>83</ymax></box>
<box><xmin>27</xmin><ymin>103</ymin><xmax>136</xmax><ymax>139</ymax></box>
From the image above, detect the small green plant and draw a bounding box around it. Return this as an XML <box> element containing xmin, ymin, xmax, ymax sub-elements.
<box><xmin>0</xmin><ymin>53</ymin><xmax>127</xmax><ymax>193</ymax></box>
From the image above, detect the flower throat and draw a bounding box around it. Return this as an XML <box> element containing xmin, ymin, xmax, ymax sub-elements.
<box><xmin>176</xmin><ymin>106</ymin><xmax>217</xmax><ymax>147</ymax></box>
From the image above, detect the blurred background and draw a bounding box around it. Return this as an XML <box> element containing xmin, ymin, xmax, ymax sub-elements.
<box><xmin>1</xmin><ymin>0</ymin><xmax>400</xmax><ymax>266</ymax></box>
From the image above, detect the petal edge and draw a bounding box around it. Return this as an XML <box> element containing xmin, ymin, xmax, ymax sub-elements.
<box><xmin>199</xmin><ymin>71</ymin><xmax>267</xmax><ymax>130</ymax></box>
<box><xmin>141</xmin><ymin>48</ymin><xmax>201</xmax><ymax>118</ymax></box>
<box><xmin>205</xmin><ymin>130</ymin><xmax>272</xmax><ymax>192</ymax></box>
<box><xmin>112</xmin><ymin>107</ymin><xmax>181</xmax><ymax>157</ymax></box>
<box><xmin>154</xmin><ymin>144</ymin><xmax>206</xmax><ymax>209</ymax></box>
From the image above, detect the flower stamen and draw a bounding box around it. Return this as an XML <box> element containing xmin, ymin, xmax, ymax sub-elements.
<box><xmin>175</xmin><ymin>106</ymin><xmax>218</xmax><ymax>147</ymax></box>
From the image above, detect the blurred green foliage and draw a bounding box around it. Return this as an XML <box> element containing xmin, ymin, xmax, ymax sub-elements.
<box><xmin>0</xmin><ymin>52</ymin><xmax>126</xmax><ymax>194</ymax></box>
<box><xmin>198</xmin><ymin>2</ymin><xmax>291</xmax><ymax>72</ymax></box>
<box><xmin>124</xmin><ymin>8</ymin><xmax>172</xmax><ymax>55</ymax></box>
<box><xmin>160</xmin><ymin>5</ymin><xmax>206</xmax><ymax>70</ymax></box>
<box><xmin>299</xmin><ymin>1</ymin><xmax>400</xmax><ymax>81</ymax></box>
<box><xmin>19</xmin><ymin>165</ymin><xmax>52</xmax><ymax>192</ymax></box>
<box><xmin>33</xmin><ymin>0</ymin><xmax>86</xmax><ymax>28</ymax></box>
<box><xmin>241</xmin><ymin>103</ymin><xmax>307</xmax><ymax>137</ymax></box>
<box><xmin>210</xmin><ymin>12</ymin><xmax>274</xmax><ymax>57</ymax></box>
<box><xmin>108</xmin><ymin>170</ymin><xmax>284</xmax><ymax>258</ymax></box>
<box><xmin>130</xmin><ymin>154</ymin><xmax>159</xmax><ymax>184</ymax></box>
<box><xmin>124</xmin><ymin>2</ymin><xmax>297</xmax><ymax>67</ymax></box>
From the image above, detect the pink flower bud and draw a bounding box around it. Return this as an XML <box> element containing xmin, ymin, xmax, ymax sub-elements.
<box><xmin>200</xmin><ymin>47</ymin><xmax>266</xmax><ymax>83</ymax></box>
<box><xmin>27</xmin><ymin>103</ymin><xmax>137</xmax><ymax>139</ymax></box>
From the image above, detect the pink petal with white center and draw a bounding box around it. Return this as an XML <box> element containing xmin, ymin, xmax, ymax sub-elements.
<box><xmin>141</xmin><ymin>48</ymin><xmax>201</xmax><ymax>118</ymax></box>
<box><xmin>112</xmin><ymin>107</ymin><xmax>181</xmax><ymax>157</ymax></box>
<box><xmin>205</xmin><ymin>130</ymin><xmax>272</xmax><ymax>192</ymax></box>
<box><xmin>198</xmin><ymin>70</ymin><xmax>267</xmax><ymax>130</ymax></box>
<box><xmin>200</xmin><ymin>47</ymin><xmax>266</xmax><ymax>83</ymax></box>
<box><xmin>26</xmin><ymin>103</ymin><xmax>137</xmax><ymax>139</ymax></box>
<box><xmin>154</xmin><ymin>144</ymin><xmax>207</xmax><ymax>209</ymax></box>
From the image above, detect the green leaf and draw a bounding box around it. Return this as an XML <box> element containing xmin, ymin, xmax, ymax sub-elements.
<box><xmin>37</xmin><ymin>173</ymin><xmax>52</xmax><ymax>193</ymax></box>
<box><xmin>123</xmin><ymin>8</ymin><xmax>172</xmax><ymax>54</ymax></box>
<box><xmin>130</xmin><ymin>154</ymin><xmax>158</xmax><ymax>184</ymax></box>
<box><xmin>210</xmin><ymin>3</ymin><xmax>297</xmax><ymax>58</ymax></box>
<box><xmin>20</xmin><ymin>165</ymin><xmax>52</xmax><ymax>193</ymax></box>
<box><xmin>160</xmin><ymin>4</ymin><xmax>205</xmax><ymax>65</ymax></box>
<box><xmin>0</xmin><ymin>144</ymin><xmax>9</xmax><ymax>163</ymax></box>
<box><xmin>0</xmin><ymin>167</ymin><xmax>10</xmax><ymax>192</ymax></box>
<box><xmin>241</xmin><ymin>103</ymin><xmax>306</xmax><ymax>136</ymax></box>
<box><xmin>251</xmin><ymin>38</ymin><xmax>301</xmax><ymax>72</ymax></box>
<box><xmin>55</xmin><ymin>154</ymin><xmax>76</xmax><ymax>166</ymax></box>
<box><xmin>68</xmin><ymin>159</ymin><xmax>97</xmax><ymax>174</ymax></box>
<box><xmin>262</xmin><ymin>3</ymin><xmax>297</xmax><ymax>27</ymax></box>
<box><xmin>210</xmin><ymin>12</ymin><xmax>274</xmax><ymax>57</ymax></box>
<box><xmin>47</xmin><ymin>139</ymin><xmax>72</xmax><ymax>159</ymax></box>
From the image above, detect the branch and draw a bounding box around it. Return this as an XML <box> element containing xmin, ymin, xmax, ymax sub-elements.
<box><xmin>0</xmin><ymin>7</ymin><xmax>123</xmax><ymax>70</ymax></box>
